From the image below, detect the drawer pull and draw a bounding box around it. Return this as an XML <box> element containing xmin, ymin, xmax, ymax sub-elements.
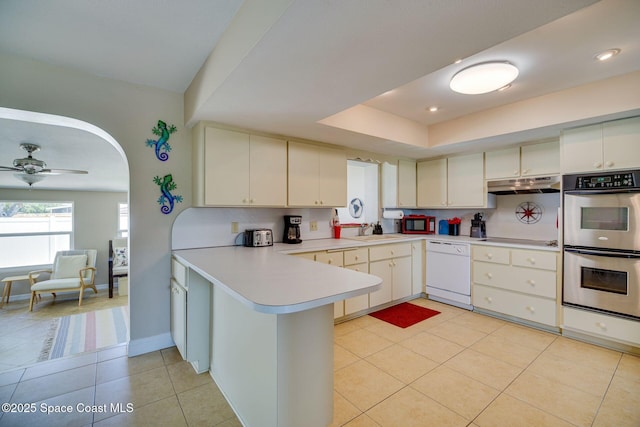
<box><xmin>596</xmin><ymin>322</ymin><xmax>607</xmax><ymax>330</ymax></box>
<box><xmin>327</xmin><ymin>259</ymin><xmax>332</xmax><ymax>264</ymax></box>
<box><xmin>527</xmin><ymin>257</ymin><xmax>536</xmax><ymax>265</ymax></box>
<box><xmin>486</xmin><ymin>253</ymin><xmax>493</xmax><ymax>259</ymax></box>
<box><xmin>526</xmin><ymin>306</ymin><xmax>535</xmax><ymax>313</ymax></box>
<box><xmin>527</xmin><ymin>279</ymin><xmax>535</xmax><ymax>286</ymax></box>
<box><xmin>355</xmin><ymin>255</ymin><xmax>359</xmax><ymax>261</ymax></box>
<box><xmin>390</xmin><ymin>250</ymin><xmax>395</xmax><ymax>255</ymax></box>
<box><xmin>486</xmin><ymin>273</ymin><xmax>493</xmax><ymax>279</ymax></box>
<box><xmin>485</xmin><ymin>297</ymin><xmax>493</xmax><ymax>303</ymax></box>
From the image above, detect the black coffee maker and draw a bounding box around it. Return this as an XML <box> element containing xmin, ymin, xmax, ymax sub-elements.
<box><xmin>283</xmin><ymin>215</ymin><xmax>302</xmax><ymax>244</ymax></box>
<box><xmin>470</xmin><ymin>212</ymin><xmax>487</xmax><ymax>238</ymax></box>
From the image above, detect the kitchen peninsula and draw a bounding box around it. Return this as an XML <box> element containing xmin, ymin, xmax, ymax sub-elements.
<box><xmin>172</xmin><ymin>245</ymin><xmax>382</xmax><ymax>427</ymax></box>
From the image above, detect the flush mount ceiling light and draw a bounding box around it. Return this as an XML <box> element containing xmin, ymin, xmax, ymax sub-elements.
<box><xmin>449</xmin><ymin>61</ymin><xmax>519</xmax><ymax>95</ymax></box>
<box><xmin>594</xmin><ymin>48</ymin><xmax>620</xmax><ymax>61</ymax></box>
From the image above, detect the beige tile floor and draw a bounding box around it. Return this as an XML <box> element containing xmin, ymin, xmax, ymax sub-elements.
<box><xmin>0</xmin><ymin>296</ymin><xmax>639</xmax><ymax>426</ymax></box>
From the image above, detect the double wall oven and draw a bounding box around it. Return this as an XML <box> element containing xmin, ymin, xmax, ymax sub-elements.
<box><xmin>563</xmin><ymin>169</ymin><xmax>640</xmax><ymax>320</ymax></box>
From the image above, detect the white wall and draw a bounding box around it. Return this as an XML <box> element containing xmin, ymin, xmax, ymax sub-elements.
<box><xmin>0</xmin><ymin>189</ymin><xmax>127</xmax><ymax>295</ymax></box>
<box><xmin>0</xmin><ymin>52</ymin><xmax>191</xmax><ymax>355</ymax></box>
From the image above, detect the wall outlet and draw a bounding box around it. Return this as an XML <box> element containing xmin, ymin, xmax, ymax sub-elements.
<box><xmin>231</xmin><ymin>222</ymin><xmax>239</xmax><ymax>233</ymax></box>
<box><xmin>309</xmin><ymin>221</ymin><xmax>318</xmax><ymax>231</ymax></box>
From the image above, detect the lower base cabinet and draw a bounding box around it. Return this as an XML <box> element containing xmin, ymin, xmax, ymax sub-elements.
<box><xmin>292</xmin><ymin>241</ymin><xmax>415</xmax><ymax>320</ymax></box>
<box><xmin>472</xmin><ymin>246</ymin><xmax>559</xmax><ymax>328</ymax></box>
<box><xmin>563</xmin><ymin>307</ymin><xmax>640</xmax><ymax>348</ymax></box>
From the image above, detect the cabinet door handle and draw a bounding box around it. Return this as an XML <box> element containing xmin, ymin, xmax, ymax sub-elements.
<box><xmin>513</xmin><ymin>170</ymin><xmax>519</xmax><ymax>176</ymax></box>
<box><xmin>526</xmin><ymin>306</ymin><xmax>535</xmax><ymax>313</ymax></box>
<box><xmin>485</xmin><ymin>297</ymin><xmax>493</xmax><ymax>303</ymax></box>
<box><xmin>527</xmin><ymin>279</ymin><xmax>535</xmax><ymax>286</ymax></box>
<box><xmin>314</xmin><ymin>200</ymin><xmax>319</xmax><ymax>205</ymax></box>
<box><xmin>242</xmin><ymin>198</ymin><xmax>248</xmax><ymax>204</ymax></box>
<box><xmin>327</xmin><ymin>259</ymin><xmax>332</xmax><ymax>264</ymax></box>
<box><xmin>594</xmin><ymin>162</ymin><xmax>603</xmax><ymax>169</ymax></box>
<box><xmin>486</xmin><ymin>273</ymin><xmax>493</xmax><ymax>279</ymax></box>
<box><xmin>605</xmin><ymin>161</ymin><xmax>614</xmax><ymax>168</ymax></box>
<box><xmin>250</xmin><ymin>198</ymin><xmax>255</xmax><ymax>203</ymax></box>
<box><xmin>596</xmin><ymin>322</ymin><xmax>607</xmax><ymax>330</ymax></box>
<box><xmin>522</xmin><ymin>169</ymin><xmax>530</xmax><ymax>174</ymax></box>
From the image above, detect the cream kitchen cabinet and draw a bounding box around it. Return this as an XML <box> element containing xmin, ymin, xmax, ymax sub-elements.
<box><xmin>561</xmin><ymin>116</ymin><xmax>640</xmax><ymax>173</ymax></box>
<box><xmin>170</xmin><ymin>256</ymin><xmax>211</xmax><ymax>373</ymax></box>
<box><xmin>485</xmin><ymin>140</ymin><xmax>560</xmax><ymax>180</ymax></box>
<box><xmin>368</xmin><ymin>243</ymin><xmax>412</xmax><ymax>307</ymax></box>
<box><xmin>315</xmin><ymin>250</ymin><xmax>346</xmax><ymax>318</ymax></box>
<box><xmin>472</xmin><ymin>246</ymin><xmax>559</xmax><ymax>328</ymax></box>
<box><xmin>343</xmin><ymin>248</ymin><xmax>370</xmax><ymax>315</ymax></box>
<box><xmin>411</xmin><ymin>240</ymin><xmax>424</xmax><ymax>295</ymax></box>
<box><xmin>195</xmin><ymin>126</ymin><xmax>287</xmax><ymax>206</ymax></box>
<box><xmin>288</xmin><ymin>141</ymin><xmax>347</xmax><ymax>207</ymax></box>
<box><xmin>382</xmin><ymin>159</ymin><xmax>417</xmax><ymax>208</ymax></box>
<box><xmin>563</xmin><ymin>306</ymin><xmax>640</xmax><ymax>348</ymax></box>
<box><xmin>417</xmin><ymin>158</ymin><xmax>446</xmax><ymax>207</ymax></box>
<box><xmin>417</xmin><ymin>153</ymin><xmax>487</xmax><ymax>208</ymax></box>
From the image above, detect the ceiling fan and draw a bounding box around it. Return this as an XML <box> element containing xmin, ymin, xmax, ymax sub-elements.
<box><xmin>0</xmin><ymin>143</ymin><xmax>88</xmax><ymax>187</ymax></box>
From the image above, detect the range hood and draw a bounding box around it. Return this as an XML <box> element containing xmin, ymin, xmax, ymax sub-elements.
<box><xmin>487</xmin><ymin>176</ymin><xmax>561</xmax><ymax>195</ymax></box>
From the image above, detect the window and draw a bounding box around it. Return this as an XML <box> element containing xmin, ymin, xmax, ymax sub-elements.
<box><xmin>118</xmin><ymin>203</ymin><xmax>129</xmax><ymax>237</ymax></box>
<box><xmin>0</xmin><ymin>202</ymin><xmax>73</xmax><ymax>268</ymax></box>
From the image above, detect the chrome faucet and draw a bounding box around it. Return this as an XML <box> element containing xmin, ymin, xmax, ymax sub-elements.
<box><xmin>359</xmin><ymin>224</ymin><xmax>373</xmax><ymax>236</ymax></box>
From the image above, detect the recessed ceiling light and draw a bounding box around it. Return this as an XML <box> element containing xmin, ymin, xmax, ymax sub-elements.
<box><xmin>449</xmin><ymin>61</ymin><xmax>519</xmax><ymax>95</ymax></box>
<box><xmin>428</xmin><ymin>106</ymin><xmax>439</xmax><ymax>112</ymax></box>
<box><xmin>594</xmin><ymin>48</ymin><xmax>621</xmax><ymax>61</ymax></box>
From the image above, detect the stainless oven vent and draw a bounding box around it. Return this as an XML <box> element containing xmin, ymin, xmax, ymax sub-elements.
<box><xmin>487</xmin><ymin>176</ymin><xmax>560</xmax><ymax>195</ymax></box>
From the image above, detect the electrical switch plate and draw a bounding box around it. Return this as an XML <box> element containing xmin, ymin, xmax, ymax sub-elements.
<box><xmin>309</xmin><ymin>221</ymin><xmax>318</xmax><ymax>231</ymax></box>
<box><xmin>231</xmin><ymin>222</ymin><xmax>239</xmax><ymax>233</ymax></box>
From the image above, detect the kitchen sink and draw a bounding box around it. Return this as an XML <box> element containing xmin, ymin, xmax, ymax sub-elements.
<box><xmin>345</xmin><ymin>234</ymin><xmax>408</xmax><ymax>242</ymax></box>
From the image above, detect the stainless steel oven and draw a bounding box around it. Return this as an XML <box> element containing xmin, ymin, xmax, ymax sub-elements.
<box><xmin>563</xmin><ymin>169</ymin><xmax>640</xmax><ymax>320</ymax></box>
<box><xmin>564</xmin><ymin>248</ymin><xmax>640</xmax><ymax>319</ymax></box>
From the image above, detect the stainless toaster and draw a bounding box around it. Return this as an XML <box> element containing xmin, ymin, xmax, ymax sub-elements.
<box><xmin>243</xmin><ymin>229</ymin><xmax>273</xmax><ymax>247</ymax></box>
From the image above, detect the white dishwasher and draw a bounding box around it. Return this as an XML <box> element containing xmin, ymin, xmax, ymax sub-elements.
<box><xmin>426</xmin><ymin>240</ymin><xmax>472</xmax><ymax>310</ymax></box>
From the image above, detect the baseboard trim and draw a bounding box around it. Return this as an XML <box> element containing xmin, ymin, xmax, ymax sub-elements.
<box><xmin>128</xmin><ymin>332</ymin><xmax>174</xmax><ymax>357</ymax></box>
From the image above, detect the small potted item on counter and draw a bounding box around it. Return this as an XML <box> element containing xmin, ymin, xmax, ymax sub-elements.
<box><xmin>448</xmin><ymin>217</ymin><xmax>461</xmax><ymax>236</ymax></box>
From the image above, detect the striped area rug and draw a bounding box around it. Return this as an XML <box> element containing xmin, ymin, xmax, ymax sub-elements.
<box><xmin>39</xmin><ymin>306</ymin><xmax>129</xmax><ymax>361</ymax></box>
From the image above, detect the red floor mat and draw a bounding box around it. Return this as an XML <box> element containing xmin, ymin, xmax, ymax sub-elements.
<box><xmin>369</xmin><ymin>302</ymin><xmax>440</xmax><ymax>328</ymax></box>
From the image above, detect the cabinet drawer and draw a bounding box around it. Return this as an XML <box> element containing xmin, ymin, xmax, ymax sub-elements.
<box><xmin>292</xmin><ymin>252</ymin><xmax>319</xmax><ymax>261</ymax></box>
<box><xmin>172</xmin><ymin>257</ymin><xmax>187</xmax><ymax>288</ymax></box>
<box><xmin>473</xmin><ymin>284</ymin><xmax>556</xmax><ymax>326</ymax></box>
<box><xmin>512</xmin><ymin>250</ymin><xmax>557</xmax><ymax>271</ymax></box>
<box><xmin>315</xmin><ymin>251</ymin><xmax>344</xmax><ymax>267</ymax></box>
<box><xmin>473</xmin><ymin>263</ymin><xmax>557</xmax><ymax>299</ymax></box>
<box><xmin>369</xmin><ymin>243</ymin><xmax>412</xmax><ymax>261</ymax></box>
<box><xmin>472</xmin><ymin>246</ymin><xmax>510</xmax><ymax>264</ymax></box>
<box><xmin>563</xmin><ymin>307</ymin><xmax>640</xmax><ymax>346</ymax></box>
<box><xmin>344</xmin><ymin>248</ymin><xmax>369</xmax><ymax>265</ymax></box>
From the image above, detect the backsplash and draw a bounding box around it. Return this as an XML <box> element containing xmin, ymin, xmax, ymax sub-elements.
<box><xmin>406</xmin><ymin>192</ymin><xmax>560</xmax><ymax>242</ymax></box>
<box><xmin>172</xmin><ymin>207</ymin><xmax>335</xmax><ymax>250</ymax></box>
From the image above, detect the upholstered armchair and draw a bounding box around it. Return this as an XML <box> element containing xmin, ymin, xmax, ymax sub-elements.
<box><xmin>108</xmin><ymin>238</ymin><xmax>128</xmax><ymax>298</ymax></box>
<box><xmin>28</xmin><ymin>249</ymin><xmax>98</xmax><ymax>311</ymax></box>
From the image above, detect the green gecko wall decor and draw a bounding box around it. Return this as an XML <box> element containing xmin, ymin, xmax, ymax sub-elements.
<box><xmin>146</xmin><ymin>120</ymin><xmax>177</xmax><ymax>161</ymax></box>
<box><xmin>154</xmin><ymin>174</ymin><xmax>183</xmax><ymax>214</ymax></box>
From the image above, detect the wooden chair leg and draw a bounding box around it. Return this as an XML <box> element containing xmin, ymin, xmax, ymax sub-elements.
<box><xmin>78</xmin><ymin>287</ymin><xmax>85</xmax><ymax>306</ymax></box>
<box><xmin>29</xmin><ymin>291</ymin><xmax>36</xmax><ymax>311</ymax></box>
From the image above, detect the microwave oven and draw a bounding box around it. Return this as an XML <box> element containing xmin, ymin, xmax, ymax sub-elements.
<box><xmin>402</xmin><ymin>215</ymin><xmax>436</xmax><ymax>234</ymax></box>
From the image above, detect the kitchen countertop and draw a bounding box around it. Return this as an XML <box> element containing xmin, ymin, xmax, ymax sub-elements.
<box><xmin>276</xmin><ymin>234</ymin><xmax>560</xmax><ymax>253</ymax></box>
<box><xmin>173</xmin><ymin>245</ymin><xmax>382</xmax><ymax>314</ymax></box>
<box><xmin>173</xmin><ymin>233</ymin><xmax>558</xmax><ymax>314</ymax></box>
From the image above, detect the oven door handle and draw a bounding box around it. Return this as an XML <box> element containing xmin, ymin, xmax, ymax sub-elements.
<box><xmin>564</xmin><ymin>247</ymin><xmax>640</xmax><ymax>259</ymax></box>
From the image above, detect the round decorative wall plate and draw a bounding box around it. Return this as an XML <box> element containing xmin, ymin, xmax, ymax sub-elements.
<box><xmin>349</xmin><ymin>198</ymin><xmax>364</xmax><ymax>218</ymax></box>
<box><xmin>515</xmin><ymin>201</ymin><xmax>542</xmax><ymax>224</ymax></box>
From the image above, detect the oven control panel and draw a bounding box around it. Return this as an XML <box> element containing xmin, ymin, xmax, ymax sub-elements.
<box><xmin>575</xmin><ymin>172</ymin><xmax>637</xmax><ymax>189</ymax></box>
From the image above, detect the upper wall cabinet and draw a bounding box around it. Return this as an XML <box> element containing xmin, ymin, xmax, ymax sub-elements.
<box><xmin>381</xmin><ymin>159</ymin><xmax>417</xmax><ymax>208</ymax></box>
<box><xmin>288</xmin><ymin>141</ymin><xmax>347</xmax><ymax>207</ymax></box>
<box><xmin>417</xmin><ymin>153</ymin><xmax>488</xmax><ymax>208</ymax></box>
<box><xmin>485</xmin><ymin>140</ymin><xmax>559</xmax><ymax>180</ymax></box>
<box><xmin>194</xmin><ymin>126</ymin><xmax>287</xmax><ymax>207</ymax></box>
<box><xmin>561</xmin><ymin>117</ymin><xmax>640</xmax><ymax>174</ymax></box>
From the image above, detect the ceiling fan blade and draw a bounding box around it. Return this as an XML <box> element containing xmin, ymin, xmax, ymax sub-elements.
<box><xmin>0</xmin><ymin>165</ymin><xmax>22</xmax><ymax>172</ymax></box>
<box><xmin>41</xmin><ymin>168</ymin><xmax>88</xmax><ymax>175</ymax></box>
